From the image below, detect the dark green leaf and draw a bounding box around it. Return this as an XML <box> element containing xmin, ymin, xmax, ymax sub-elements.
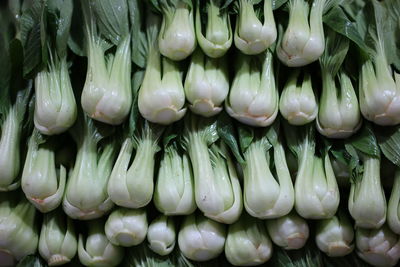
<box><xmin>68</xmin><ymin>0</ymin><xmax>85</xmax><ymax>56</ymax></box>
<box><xmin>272</xmin><ymin>0</ymin><xmax>288</xmax><ymax>10</ymax></box>
<box><xmin>128</xmin><ymin>0</ymin><xmax>146</xmax><ymax>68</ymax></box>
<box><xmin>128</xmin><ymin>69</ymin><xmax>144</xmax><ymax>137</ymax></box>
<box><xmin>347</xmin><ymin>123</ymin><xmax>380</xmax><ymax>158</ymax></box>
<box><xmin>323</xmin><ymin>6</ymin><xmax>370</xmax><ymax>54</ymax></box>
<box><xmin>91</xmin><ymin>0</ymin><xmax>130</xmax><ymax>45</ymax></box>
<box><xmin>376</xmin><ymin>125</ymin><xmax>400</xmax><ymax>168</ymax></box>
<box><xmin>217</xmin><ymin>112</ymin><xmax>244</xmax><ymax>164</ymax></box>
<box><xmin>238</xmin><ymin>124</ymin><xmax>254</xmax><ymax>153</ymax></box>
<box><xmin>16</xmin><ymin>255</ymin><xmax>46</xmax><ymax>267</ymax></box>
<box><xmin>0</xmin><ymin>30</ymin><xmax>11</xmax><ymax>115</ymax></box>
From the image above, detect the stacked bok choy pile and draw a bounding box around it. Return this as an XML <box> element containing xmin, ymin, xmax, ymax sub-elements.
<box><xmin>1</xmin><ymin>0</ymin><xmax>400</xmax><ymax>266</ymax></box>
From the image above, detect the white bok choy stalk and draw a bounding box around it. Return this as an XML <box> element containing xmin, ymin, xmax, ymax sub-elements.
<box><xmin>349</xmin><ymin>154</ymin><xmax>386</xmax><ymax>229</ymax></box>
<box><xmin>34</xmin><ymin>57</ymin><xmax>77</xmax><ymax>135</ymax></box>
<box><xmin>138</xmin><ymin>11</ymin><xmax>187</xmax><ymax>125</ymax></box>
<box><xmin>277</xmin><ymin>0</ymin><xmax>331</xmax><ymax>67</ymax></box>
<box><xmin>317</xmin><ymin>31</ymin><xmax>361</xmax><ymax>138</ymax></box>
<box><xmin>78</xmin><ymin>219</ymin><xmax>124</xmax><ymax>267</ymax></box>
<box><xmin>184</xmin><ymin>49</ymin><xmax>229</xmax><ymax>117</ymax></box>
<box><xmin>195</xmin><ymin>0</ymin><xmax>232</xmax><ymax>58</ymax></box>
<box><xmin>234</xmin><ymin>0</ymin><xmax>277</xmax><ymax>55</ymax></box>
<box><xmin>388</xmin><ymin>170</ymin><xmax>400</xmax><ymax>234</ymax></box>
<box><xmin>315</xmin><ymin>211</ymin><xmax>354</xmax><ymax>257</ymax></box>
<box><xmin>0</xmin><ymin>192</ymin><xmax>38</xmax><ymax>266</ymax></box>
<box><xmin>183</xmin><ymin>115</ymin><xmax>243</xmax><ymax>224</ymax></box>
<box><xmin>284</xmin><ymin>123</ymin><xmax>340</xmax><ymax>219</ymax></box>
<box><xmin>39</xmin><ymin>209</ymin><xmax>77</xmax><ymax>266</ymax></box>
<box><xmin>243</xmin><ymin>121</ymin><xmax>294</xmax><ymax>219</ymax></box>
<box><xmin>21</xmin><ymin>130</ymin><xmax>66</xmax><ymax>213</ymax></box>
<box><xmin>356</xmin><ymin>224</ymin><xmax>400</xmax><ymax>267</ymax></box>
<box><xmin>178</xmin><ymin>212</ymin><xmax>227</xmax><ymax>261</ymax></box>
<box><xmin>105</xmin><ymin>207</ymin><xmax>148</xmax><ymax>247</ymax></box>
<box><xmin>266</xmin><ymin>211</ymin><xmax>309</xmax><ymax>250</ymax></box>
<box><xmin>108</xmin><ymin>121</ymin><xmax>162</xmax><ymax>208</ymax></box>
<box><xmin>80</xmin><ymin>1</ymin><xmax>132</xmax><ymax>125</ymax></box>
<box><xmin>225</xmin><ymin>50</ymin><xmax>278</xmax><ymax>127</ymax></box>
<box><xmin>359</xmin><ymin>1</ymin><xmax>400</xmax><ymax>126</ymax></box>
<box><xmin>147</xmin><ymin>215</ymin><xmax>176</xmax><ymax>256</ymax></box>
<box><xmin>225</xmin><ymin>213</ymin><xmax>273</xmax><ymax>266</ymax></box>
<box><xmin>154</xmin><ymin>0</ymin><xmax>196</xmax><ymax>61</ymax></box>
<box><xmin>0</xmin><ymin>39</ymin><xmax>31</xmax><ymax>191</ymax></box>
<box><xmin>154</xmin><ymin>141</ymin><xmax>196</xmax><ymax>215</ymax></box>
<box><xmin>63</xmin><ymin>115</ymin><xmax>116</xmax><ymax>220</ymax></box>
<box><xmin>279</xmin><ymin>69</ymin><xmax>318</xmax><ymax>126</ymax></box>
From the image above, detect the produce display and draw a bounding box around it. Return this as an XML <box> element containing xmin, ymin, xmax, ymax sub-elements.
<box><xmin>1</xmin><ymin>0</ymin><xmax>400</xmax><ymax>266</ymax></box>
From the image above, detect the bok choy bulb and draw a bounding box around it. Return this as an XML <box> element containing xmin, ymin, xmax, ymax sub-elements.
<box><xmin>349</xmin><ymin>155</ymin><xmax>386</xmax><ymax>229</ymax></box>
<box><xmin>158</xmin><ymin>1</ymin><xmax>196</xmax><ymax>60</ymax></box>
<box><xmin>243</xmin><ymin>124</ymin><xmax>294</xmax><ymax>219</ymax></box>
<box><xmin>317</xmin><ymin>71</ymin><xmax>361</xmax><ymax>138</ymax></box>
<box><xmin>279</xmin><ymin>70</ymin><xmax>318</xmax><ymax>125</ymax></box>
<box><xmin>63</xmin><ymin>116</ymin><xmax>116</xmax><ymax>220</ymax></box>
<box><xmin>356</xmin><ymin>225</ymin><xmax>400</xmax><ymax>267</ymax></box>
<box><xmin>22</xmin><ymin>131</ymin><xmax>66</xmax><ymax>213</ymax></box>
<box><xmin>34</xmin><ymin>57</ymin><xmax>77</xmax><ymax>135</ymax></box>
<box><xmin>154</xmin><ymin>146</ymin><xmax>196</xmax><ymax>215</ymax></box>
<box><xmin>138</xmin><ymin>36</ymin><xmax>187</xmax><ymax>124</ymax></box>
<box><xmin>178</xmin><ymin>213</ymin><xmax>226</xmax><ymax>261</ymax></box>
<box><xmin>388</xmin><ymin>170</ymin><xmax>400</xmax><ymax>234</ymax></box>
<box><xmin>266</xmin><ymin>212</ymin><xmax>309</xmax><ymax>250</ymax></box>
<box><xmin>184</xmin><ymin>116</ymin><xmax>242</xmax><ymax>224</ymax></box>
<box><xmin>78</xmin><ymin>219</ymin><xmax>124</xmax><ymax>267</ymax></box>
<box><xmin>315</xmin><ymin>211</ymin><xmax>354</xmax><ymax>257</ymax></box>
<box><xmin>277</xmin><ymin>0</ymin><xmax>326</xmax><ymax>67</ymax></box>
<box><xmin>39</xmin><ymin>209</ymin><xmax>77</xmax><ymax>266</ymax></box>
<box><xmin>105</xmin><ymin>208</ymin><xmax>148</xmax><ymax>247</ymax></box>
<box><xmin>108</xmin><ymin>123</ymin><xmax>161</xmax><ymax>208</ymax></box>
<box><xmin>292</xmin><ymin>126</ymin><xmax>340</xmax><ymax>219</ymax></box>
<box><xmin>234</xmin><ymin>0</ymin><xmax>277</xmax><ymax>55</ymax></box>
<box><xmin>195</xmin><ymin>0</ymin><xmax>232</xmax><ymax>58</ymax></box>
<box><xmin>225</xmin><ymin>51</ymin><xmax>278</xmax><ymax>127</ymax></box>
<box><xmin>225</xmin><ymin>213</ymin><xmax>273</xmax><ymax>266</ymax></box>
<box><xmin>184</xmin><ymin>49</ymin><xmax>229</xmax><ymax>117</ymax></box>
<box><xmin>0</xmin><ymin>193</ymin><xmax>38</xmax><ymax>266</ymax></box>
<box><xmin>147</xmin><ymin>215</ymin><xmax>176</xmax><ymax>256</ymax></box>
<box><xmin>81</xmin><ymin>34</ymin><xmax>132</xmax><ymax>125</ymax></box>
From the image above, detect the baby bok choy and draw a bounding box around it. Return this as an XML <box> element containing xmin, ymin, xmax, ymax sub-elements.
<box><xmin>138</xmin><ymin>11</ymin><xmax>187</xmax><ymax>125</ymax></box>
<box><xmin>184</xmin><ymin>49</ymin><xmax>229</xmax><ymax>117</ymax></box>
<box><xmin>63</xmin><ymin>115</ymin><xmax>116</xmax><ymax>220</ymax></box>
<box><xmin>284</xmin><ymin>123</ymin><xmax>340</xmax><ymax>219</ymax></box>
<box><xmin>279</xmin><ymin>69</ymin><xmax>318</xmax><ymax>126</ymax></box>
<box><xmin>358</xmin><ymin>1</ymin><xmax>400</xmax><ymax>126</ymax></box>
<box><xmin>195</xmin><ymin>0</ymin><xmax>232</xmax><ymax>58</ymax></box>
<box><xmin>39</xmin><ymin>209</ymin><xmax>77</xmax><ymax>266</ymax></box>
<box><xmin>183</xmin><ymin>115</ymin><xmax>243</xmax><ymax>224</ymax></box>
<box><xmin>34</xmin><ymin>0</ymin><xmax>76</xmax><ymax>135</ymax></box>
<box><xmin>225</xmin><ymin>50</ymin><xmax>278</xmax><ymax>127</ymax></box>
<box><xmin>0</xmin><ymin>192</ymin><xmax>38</xmax><ymax>266</ymax></box>
<box><xmin>234</xmin><ymin>0</ymin><xmax>277</xmax><ymax>55</ymax></box>
<box><xmin>277</xmin><ymin>0</ymin><xmax>331</xmax><ymax>67</ymax></box>
<box><xmin>154</xmin><ymin>137</ymin><xmax>196</xmax><ymax>216</ymax></box>
<box><xmin>388</xmin><ymin>170</ymin><xmax>400</xmax><ymax>234</ymax></box>
<box><xmin>152</xmin><ymin>0</ymin><xmax>196</xmax><ymax>60</ymax></box>
<box><xmin>78</xmin><ymin>219</ymin><xmax>124</xmax><ymax>267</ymax></box>
<box><xmin>317</xmin><ymin>31</ymin><xmax>361</xmax><ymax>138</ymax></box>
<box><xmin>21</xmin><ymin>130</ymin><xmax>66</xmax><ymax>213</ymax></box>
<box><xmin>80</xmin><ymin>0</ymin><xmax>132</xmax><ymax>125</ymax></box>
<box><xmin>178</xmin><ymin>212</ymin><xmax>227</xmax><ymax>262</ymax></box>
<box><xmin>225</xmin><ymin>213</ymin><xmax>273</xmax><ymax>266</ymax></box>
<box><xmin>147</xmin><ymin>215</ymin><xmax>176</xmax><ymax>256</ymax></box>
<box><xmin>108</xmin><ymin>121</ymin><xmax>162</xmax><ymax>208</ymax></box>
<box><xmin>242</xmin><ymin>122</ymin><xmax>294</xmax><ymax>219</ymax></box>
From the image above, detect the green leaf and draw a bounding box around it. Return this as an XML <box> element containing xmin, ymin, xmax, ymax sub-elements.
<box><xmin>272</xmin><ymin>0</ymin><xmax>288</xmax><ymax>10</ymax></box>
<box><xmin>323</xmin><ymin>5</ymin><xmax>370</xmax><ymax>54</ymax></box>
<box><xmin>0</xmin><ymin>30</ymin><xmax>11</xmax><ymax>115</ymax></box>
<box><xmin>320</xmin><ymin>29</ymin><xmax>349</xmax><ymax>76</ymax></box>
<box><xmin>347</xmin><ymin>123</ymin><xmax>380</xmax><ymax>158</ymax></box>
<box><xmin>216</xmin><ymin>111</ymin><xmax>244</xmax><ymax>164</ymax></box>
<box><xmin>128</xmin><ymin>0</ymin><xmax>147</xmax><ymax>68</ymax></box>
<box><xmin>91</xmin><ymin>0</ymin><xmax>130</xmax><ymax>45</ymax></box>
<box><xmin>47</xmin><ymin>0</ymin><xmax>73</xmax><ymax>58</ymax></box>
<box><xmin>16</xmin><ymin>255</ymin><xmax>46</xmax><ymax>267</ymax></box>
<box><xmin>68</xmin><ymin>0</ymin><xmax>85</xmax><ymax>56</ymax></box>
<box><xmin>376</xmin><ymin>125</ymin><xmax>400</xmax><ymax>168</ymax></box>
<box><xmin>128</xmin><ymin>69</ymin><xmax>144</xmax><ymax>137</ymax></box>
<box><xmin>238</xmin><ymin>124</ymin><xmax>254</xmax><ymax>153</ymax></box>
<box><xmin>20</xmin><ymin>0</ymin><xmax>47</xmax><ymax>77</ymax></box>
